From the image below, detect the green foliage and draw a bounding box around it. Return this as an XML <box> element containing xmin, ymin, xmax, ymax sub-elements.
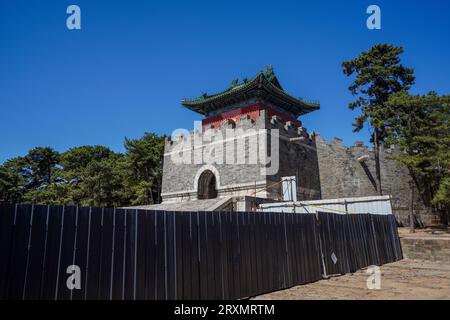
<box><xmin>0</xmin><ymin>132</ymin><xmax>165</xmax><ymax>207</ymax></box>
<box><xmin>79</xmin><ymin>154</ymin><xmax>128</xmax><ymax>207</ymax></box>
<box><xmin>385</xmin><ymin>91</ymin><xmax>450</xmax><ymax>206</ymax></box>
<box><xmin>0</xmin><ymin>147</ymin><xmax>61</xmax><ymax>203</ymax></box>
<box><xmin>0</xmin><ymin>165</ymin><xmax>21</xmax><ymax>202</ymax></box>
<box><xmin>342</xmin><ymin>44</ymin><xmax>415</xmax><ymax>139</ymax></box>
<box><xmin>24</xmin><ymin>147</ymin><xmax>61</xmax><ymax>187</ymax></box>
<box><xmin>343</xmin><ymin>44</ymin><xmax>448</xmax><ymax>221</ymax></box>
<box><xmin>434</xmin><ymin>176</ymin><xmax>450</xmax><ymax>205</ymax></box>
<box><xmin>343</xmin><ymin>43</ymin><xmax>416</xmax><ymax>195</ymax></box>
<box><xmin>61</xmin><ymin>145</ymin><xmax>113</xmax><ymax>173</ymax></box>
<box><xmin>124</xmin><ymin>132</ymin><xmax>165</xmax><ymax>205</ymax></box>
<box><xmin>127</xmin><ymin>180</ymin><xmax>155</xmax><ymax>206</ymax></box>
<box><xmin>59</xmin><ymin>145</ymin><xmax>118</xmax><ymax>205</ymax></box>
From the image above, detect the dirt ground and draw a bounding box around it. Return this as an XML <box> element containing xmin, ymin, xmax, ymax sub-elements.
<box><xmin>254</xmin><ymin>259</ymin><xmax>450</xmax><ymax>300</ymax></box>
<box><xmin>397</xmin><ymin>227</ymin><xmax>450</xmax><ymax>238</ymax></box>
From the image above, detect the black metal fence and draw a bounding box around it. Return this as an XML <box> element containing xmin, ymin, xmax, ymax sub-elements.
<box><xmin>0</xmin><ymin>203</ymin><xmax>402</xmax><ymax>300</ymax></box>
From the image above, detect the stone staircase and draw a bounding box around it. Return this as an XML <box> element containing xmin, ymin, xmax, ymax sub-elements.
<box><xmin>125</xmin><ymin>197</ymin><xmax>234</xmax><ymax>212</ymax></box>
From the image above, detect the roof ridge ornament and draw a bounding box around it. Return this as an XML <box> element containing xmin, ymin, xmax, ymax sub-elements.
<box><xmin>265</xmin><ymin>65</ymin><xmax>274</xmax><ymax>77</ymax></box>
<box><xmin>181</xmin><ymin>67</ymin><xmax>320</xmax><ymax>117</ymax></box>
<box><xmin>257</xmin><ymin>72</ymin><xmax>265</xmax><ymax>86</ymax></box>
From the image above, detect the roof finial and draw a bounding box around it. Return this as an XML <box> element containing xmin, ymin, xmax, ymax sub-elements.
<box><xmin>266</xmin><ymin>65</ymin><xmax>274</xmax><ymax>77</ymax></box>
<box><xmin>231</xmin><ymin>79</ymin><xmax>238</xmax><ymax>87</ymax></box>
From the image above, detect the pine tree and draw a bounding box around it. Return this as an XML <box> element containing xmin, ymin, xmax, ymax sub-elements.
<box><xmin>342</xmin><ymin>44</ymin><xmax>415</xmax><ymax>195</ymax></box>
<box><xmin>385</xmin><ymin>91</ymin><xmax>449</xmax><ymax>223</ymax></box>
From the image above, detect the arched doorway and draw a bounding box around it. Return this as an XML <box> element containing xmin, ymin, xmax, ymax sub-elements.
<box><xmin>197</xmin><ymin>170</ymin><xmax>217</xmax><ymax>199</ymax></box>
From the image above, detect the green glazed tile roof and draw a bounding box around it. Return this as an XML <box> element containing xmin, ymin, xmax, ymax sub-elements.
<box><xmin>181</xmin><ymin>66</ymin><xmax>320</xmax><ymax>117</ymax></box>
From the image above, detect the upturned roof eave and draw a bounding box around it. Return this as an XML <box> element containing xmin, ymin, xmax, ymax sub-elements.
<box><xmin>181</xmin><ymin>72</ymin><xmax>320</xmax><ymax>117</ymax></box>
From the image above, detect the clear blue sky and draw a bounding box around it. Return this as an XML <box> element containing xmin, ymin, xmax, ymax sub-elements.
<box><xmin>1</xmin><ymin>0</ymin><xmax>449</xmax><ymax>163</ymax></box>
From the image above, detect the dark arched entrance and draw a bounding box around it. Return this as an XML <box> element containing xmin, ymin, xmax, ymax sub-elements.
<box><xmin>197</xmin><ymin>170</ymin><xmax>217</xmax><ymax>199</ymax></box>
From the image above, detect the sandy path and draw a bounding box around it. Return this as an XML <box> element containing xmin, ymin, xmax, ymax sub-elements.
<box><xmin>254</xmin><ymin>259</ymin><xmax>450</xmax><ymax>300</ymax></box>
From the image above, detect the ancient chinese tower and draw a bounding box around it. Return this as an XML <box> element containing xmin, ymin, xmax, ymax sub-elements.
<box><xmin>154</xmin><ymin>66</ymin><xmax>437</xmax><ymax>226</ymax></box>
<box><xmin>161</xmin><ymin>67</ymin><xmax>322</xmax><ymax>204</ymax></box>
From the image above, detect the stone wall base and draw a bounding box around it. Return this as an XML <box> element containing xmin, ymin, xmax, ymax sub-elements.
<box><xmin>401</xmin><ymin>237</ymin><xmax>450</xmax><ymax>263</ymax></box>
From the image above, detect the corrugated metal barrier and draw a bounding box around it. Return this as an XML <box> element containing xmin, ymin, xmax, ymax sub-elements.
<box><xmin>0</xmin><ymin>203</ymin><xmax>402</xmax><ymax>300</ymax></box>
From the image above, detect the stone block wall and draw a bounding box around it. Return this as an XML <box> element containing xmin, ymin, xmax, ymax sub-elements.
<box><xmin>314</xmin><ymin>134</ymin><xmax>440</xmax><ymax>226</ymax></box>
<box><xmin>161</xmin><ymin>113</ymin><xmax>267</xmax><ymax>202</ymax></box>
<box><xmin>161</xmin><ymin>104</ymin><xmax>322</xmax><ymax>203</ymax></box>
<box><xmin>401</xmin><ymin>237</ymin><xmax>450</xmax><ymax>263</ymax></box>
<box><xmin>264</xmin><ymin>115</ymin><xmax>321</xmax><ymax>200</ymax></box>
<box><xmin>161</xmin><ymin>103</ymin><xmax>440</xmax><ymax>226</ymax></box>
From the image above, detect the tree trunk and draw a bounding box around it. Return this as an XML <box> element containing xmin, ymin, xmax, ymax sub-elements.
<box><xmin>157</xmin><ymin>178</ymin><xmax>161</xmax><ymax>204</ymax></box>
<box><xmin>373</xmin><ymin>130</ymin><xmax>383</xmax><ymax>196</ymax></box>
<box><xmin>409</xmin><ymin>180</ymin><xmax>415</xmax><ymax>233</ymax></box>
<box><xmin>148</xmin><ymin>187</ymin><xmax>154</xmax><ymax>205</ymax></box>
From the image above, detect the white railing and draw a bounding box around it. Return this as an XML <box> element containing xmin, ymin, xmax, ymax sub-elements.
<box><xmin>257</xmin><ymin>195</ymin><xmax>393</xmax><ymax>215</ymax></box>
